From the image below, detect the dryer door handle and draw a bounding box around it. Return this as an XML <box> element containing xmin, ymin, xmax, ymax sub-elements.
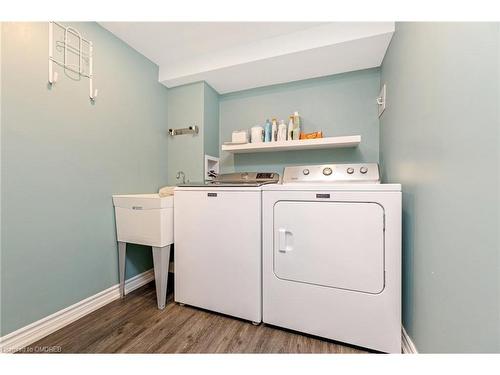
<box><xmin>278</xmin><ymin>228</ymin><xmax>293</xmax><ymax>253</ymax></box>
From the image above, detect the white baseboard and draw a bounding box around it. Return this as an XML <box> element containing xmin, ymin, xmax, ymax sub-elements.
<box><xmin>0</xmin><ymin>269</ymin><xmax>154</xmax><ymax>353</ymax></box>
<box><xmin>401</xmin><ymin>326</ymin><xmax>418</xmax><ymax>353</ymax></box>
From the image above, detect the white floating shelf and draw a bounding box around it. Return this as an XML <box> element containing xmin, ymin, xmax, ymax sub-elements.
<box><xmin>221</xmin><ymin>135</ymin><xmax>361</xmax><ymax>154</ymax></box>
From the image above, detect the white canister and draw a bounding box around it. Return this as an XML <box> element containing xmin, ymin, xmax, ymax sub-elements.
<box><xmin>232</xmin><ymin>130</ymin><xmax>248</xmax><ymax>143</ymax></box>
<box><xmin>251</xmin><ymin>126</ymin><xmax>264</xmax><ymax>143</ymax></box>
<box><xmin>277</xmin><ymin>122</ymin><xmax>288</xmax><ymax>142</ymax></box>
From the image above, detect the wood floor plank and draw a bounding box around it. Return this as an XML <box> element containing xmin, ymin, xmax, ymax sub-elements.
<box><xmin>20</xmin><ymin>282</ymin><xmax>369</xmax><ymax>354</ymax></box>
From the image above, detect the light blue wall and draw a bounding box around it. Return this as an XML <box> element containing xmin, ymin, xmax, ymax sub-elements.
<box><xmin>167</xmin><ymin>82</ymin><xmax>204</xmax><ymax>185</ymax></box>
<box><xmin>203</xmin><ymin>83</ymin><xmax>220</xmax><ymax>159</ymax></box>
<box><xmin>167</xmin><ymin>81</ymin><xmax>220</xmax><ymax>184</ymax></box>
<box><xmin>380</xmin><ymin>22</ymin><xmax>500</xmax><ymax>352</ymax></box>
<box><xmin>0</xmin><ymin>24</ymin><xmax>3</xmax><ymax>332</ymax></box>
<box><xmin>219</xmin><ymin>68</ymin><xmax>380</xmax><ymax>174</ymax></box>
<box><xmin>0</xmin><ymin>22</ymin><xmax>169</xmax><ymax>336</ymax></box>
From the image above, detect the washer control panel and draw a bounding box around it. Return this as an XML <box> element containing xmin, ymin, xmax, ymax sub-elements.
<box><xmin>283</xmin><ymin>163</ymin><xmax>380</xmax><ymax>184</ymax></box>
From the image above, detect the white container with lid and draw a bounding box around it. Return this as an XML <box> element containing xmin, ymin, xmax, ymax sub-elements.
<box><xmin>251</xmin><ymin>125</ymin><xmax>264</xmax><ymax>143</ymax></box>
<box><xmin>232</xmin><ymin>130</ymin><xmax>248</xmax><ymax>143</ymax></box>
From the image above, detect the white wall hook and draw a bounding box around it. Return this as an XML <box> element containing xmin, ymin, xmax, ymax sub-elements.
<box><xmin>49</xmin><ymin>71</ymin><xmax>58</xmax><ymax>85</ymax></box>
<box><xmin>377</xmin><ymin>84</ymin><xmax>386</xmax><ymax>117</ymax></box>
<box><xmin>90</xmin><ymin>89</ymin><xmax>98</xmax><ymax>101</ymax></box>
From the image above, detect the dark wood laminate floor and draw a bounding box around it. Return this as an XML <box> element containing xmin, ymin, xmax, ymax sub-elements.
<box><xmin>21</xmin><ymin>281</ymin><xmax>369</xmax><ymax>353</ymax></box>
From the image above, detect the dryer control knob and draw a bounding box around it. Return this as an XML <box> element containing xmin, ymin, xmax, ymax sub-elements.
<box><xmin>323</xmin><ymin>167</ymin><xmax>332</xmax><ymax>176</ymax></box>
<box><xmin>303</xmin><ymin>169</ymin><xmax>310</xmax><ymax>175</ymax></box>
<box><xmin>347</xmin><ymin>167</ymin><xmax>354</xmax><ymax>174</ymax></box>
<box><xmin>360</xmin><ymin>166</ymin><xmax>368</xmax><ymax>174</ymax></box>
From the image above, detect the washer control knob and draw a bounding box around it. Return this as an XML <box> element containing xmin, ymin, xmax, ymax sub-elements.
<box><xmin>303</xmin><ymin>168</ymin><xmax>310</xmax><ymax>175</ymax></box>
<box><xmin>360</xmin><ymin>166</ymin><xmax>368</xmax><ymax>174</ymax></box>
<box><xmin>346</xmin><ymin>167</ymin><xmax>354</xmax><ymax>174</ymax></box>
<box><xmin>323</xmin><ymin>167</ymin><xmax>333</xmax><ymax>176</ymax></box>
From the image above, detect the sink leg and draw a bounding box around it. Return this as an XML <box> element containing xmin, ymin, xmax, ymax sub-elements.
<box><xmin>118</xmin><ymin>242</ymin><xmax>126</xmax><ymax>298</ymax></box>
<box><xmin>153</xmin><ymin>245</ymin><xmax>171</xmax><ymax>310</ymax></box>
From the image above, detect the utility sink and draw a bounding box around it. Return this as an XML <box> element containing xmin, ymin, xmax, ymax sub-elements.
<box><xmin>112</xmin><ymin>193</ymin><xmax>174</xmax><ymax>310</ymax></box>
<box><xmin>112</xmin><ymin>193</ymin><xmax>174</xmax><ymax>248</ymax></box>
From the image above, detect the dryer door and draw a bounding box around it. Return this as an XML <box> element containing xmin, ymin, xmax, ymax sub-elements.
<box><xmin>273</xmin><ymin>201</ymin><xmax>384</xmax><ymax>294</ymax></box>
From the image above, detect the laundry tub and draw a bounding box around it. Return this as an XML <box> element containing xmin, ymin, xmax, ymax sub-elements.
<box><xmin>112</xmin><ymin>193</ymin><xmax>174</xmax><ymax>309</ymax></box>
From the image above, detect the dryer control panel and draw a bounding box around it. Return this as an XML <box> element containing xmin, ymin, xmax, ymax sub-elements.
<box><xmin>282</xmin><ymin>163</ymin><xmax>380</xmax><ymax>184</ymax></box>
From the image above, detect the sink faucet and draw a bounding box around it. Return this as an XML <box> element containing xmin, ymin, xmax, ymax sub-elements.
<box><xmin>176</xmin><ymin>171</ymin><xmax>186</xmax><ymax>184</ymax></box>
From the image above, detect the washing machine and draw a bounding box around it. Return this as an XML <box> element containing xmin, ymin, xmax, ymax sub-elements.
<box><xmin>174</xmin><ymin>172</ymin><xmax>279</xmax><ymax>323</ymax></box>
<box><xmin>262</xmin><ymin>163</ymin><xmax>401</xmax><ymax>353</ymax></box>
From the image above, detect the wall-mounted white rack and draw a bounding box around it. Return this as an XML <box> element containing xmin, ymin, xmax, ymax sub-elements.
<box><xmin>48</xmin><ymin>21</ymin><xmax>98</xmax><ymax>102</ymax></box>
<box><xmin>221</xmin><ymin>135</ymin><xmax>361</xmax><ymax>154</ymax></box>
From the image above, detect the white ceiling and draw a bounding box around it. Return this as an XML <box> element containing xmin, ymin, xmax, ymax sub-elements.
<box><xmin>100</xmin><ymin>22</ymin><xmax>394</xmax><ymax>94</ymax></box>
<box><xmin>100</xmin><ymin>22</ymin><xmax>323</xmax><ymax>66</ymax></box>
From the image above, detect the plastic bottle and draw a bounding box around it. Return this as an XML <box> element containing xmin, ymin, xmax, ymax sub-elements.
<box><xmin>271</xmin><ymin>118</ymin><xmax>278</xmax><ymax>142</ymax></box>
<box><xmin>287</xmin><ymin>116</ymin><xmax>294</xmax><ymax>141</ymax></box>
<box><xmin>277</xmin><ymin>120</ymin><xmax>287</xmax><ymax>141</ymax></box>
<box><xmin>264</xmin><ymin>119</ymin><xmax>272</xmax><ymax>142</ymax></box>
<box><xmin>292</xmin><ymin>111</ymin><xmax>301</xmax><ymax>140</ymax></box>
